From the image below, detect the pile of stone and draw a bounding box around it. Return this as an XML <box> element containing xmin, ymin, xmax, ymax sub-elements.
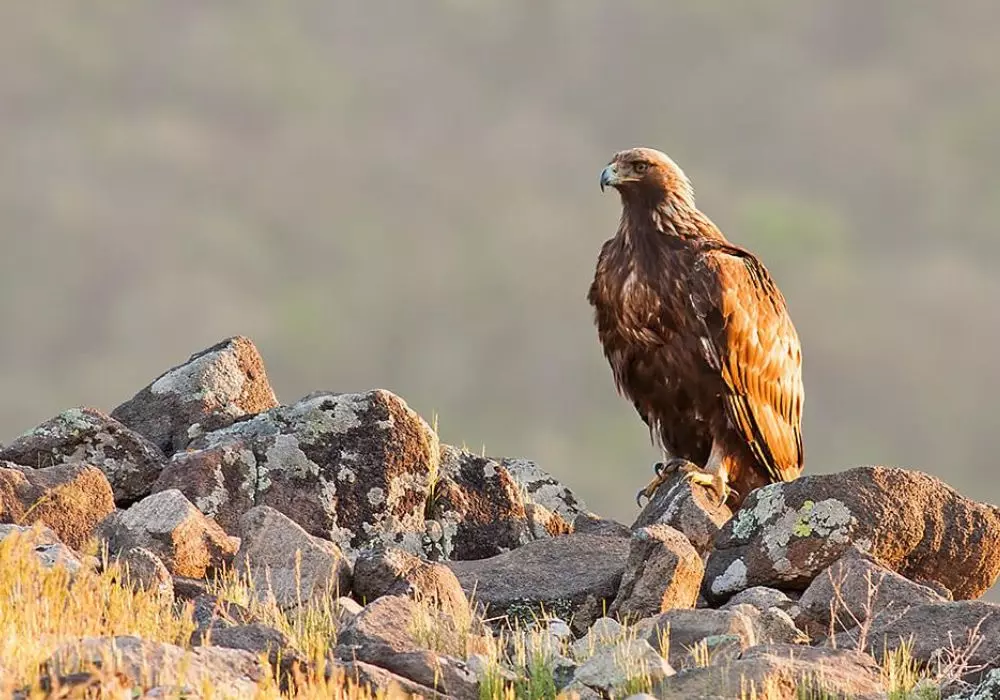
<box><xmin>2</xmin><ymin>336</ymin><xmax>999</xmax><ymax>700</ymax></box>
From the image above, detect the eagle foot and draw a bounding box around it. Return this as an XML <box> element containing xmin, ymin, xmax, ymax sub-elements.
<box><xmin>636</xmin><ymin>458</ymin><xmax>737</xmax><ymax>508</ymax></box>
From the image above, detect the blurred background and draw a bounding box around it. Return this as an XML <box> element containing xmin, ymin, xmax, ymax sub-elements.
<box><xmin>1</xmin><ymin>3</ymin><xmax>998</xmax><ymax>543</ymax></box>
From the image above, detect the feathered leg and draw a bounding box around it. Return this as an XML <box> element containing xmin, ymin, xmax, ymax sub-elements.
<box><xmin>635</xmin><ymin>441</ymin><xmax>735</xmax><ymax>507</ymax></box>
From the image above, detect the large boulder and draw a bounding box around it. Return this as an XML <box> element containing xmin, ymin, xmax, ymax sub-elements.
<box><xmin>0</xmin><ymin>408</ymin><xmax>166</xmax><ymax>505</ymax></box>
<box><xmin>608</xmin><ymin>525</ymin><xmax>704</xmax><ymax>622</ymax></box>
<box><xmin>632</xmin><ymin>468</ymin><xmax>733</xmax><ymax>557</ymax></box>
<box><xmin>445</xmin><ymin>533</ymin><xmax>630</xmax><ymax>634</ymax></box>
<box><xmin>188</xmin><ymin>390</ymin><xmax>439</xmax><ymax>554</ymax></box>
<box><xmin>0</xmin><ymin>462</ymin><xmax>115</xmax><ymax>550</ymax></box>
<box><xmin>703</xmin><ymin>466</ymin><xmax>1000</xmax><ymax>602</ymax></box>
<box><xmin>98</xmin><ymin>489</ymin><xmax>238</xmax><ymax>579</ymax></box>
<box><xmin>111</xmin><ymin>336</ymin><xmax>279</xmax><ymax>455</ymax></box>
<box><xmin>235</xmin><ymin>505</ymin><xmax>353</xmax><ymax>609</ymax></box>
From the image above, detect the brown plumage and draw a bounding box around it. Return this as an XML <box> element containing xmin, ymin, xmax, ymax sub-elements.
<box><xmin>588</xmin><ymin>147</ymin><xmax>804</xmax><ymax>510</ymax></box>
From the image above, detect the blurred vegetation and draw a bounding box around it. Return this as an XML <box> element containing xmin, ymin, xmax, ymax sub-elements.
<box><xmin>1</xmin><ymin>0</ymin><xmax>998</xmax><ymax>582</ymax></box>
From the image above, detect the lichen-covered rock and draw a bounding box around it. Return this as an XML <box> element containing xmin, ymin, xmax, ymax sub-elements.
<box><xmin>649</xmin><ymin>644</ymin><xmax>885</xmax><ymax>700</ymax></box>
<box><xmin>334</xmin><ymin>594</ymin><xmax>479</xmax><ymax>697</ymax></box>
<box><xmin>352</xmin><ymin>546</ymin><xmax>471</xmax><ymax>624</ymax></box>
<box><xmin>703</xmin><ymin>466</ymin><xmax>1000</xmax><ymax>603</ymax></box>
<box><xmin>499</xmin><ymin>457</ymin><xmax>590</xmax><ymax>522</ymax></box>
<box><xmin>631</xmin><ymin>468</ymin><xmax>733</xmax><ymax>557</ymax></box>
<box><xmin>426</xmin><ymin>445</ymin><xmax>530</xmax><ymax>560</ymax></box>
<box><xmin>608</xmin><ymin>525</ymin><xmax>704</xmax><ymax>622</ymax></box>
<box><xmin>798</xmin><ymin>545</ymin><xmax>947</xmax><ymax>633</ymax></box>
<box><xmin>111</xmin><ymin>336</ymin><xmax>279</xmax><ymax>455</ymax></box>
<box><xmin>0</xmin><ymin>462</ymin><xmax>115</xmax><ymax>550</ymax></box>
<box><xmin>189</xmin><ymin>390</ymin><xmax>438</xmax><ymax>554</ymax></box>
<box><xmin>99</xmin><ymin>489</ymin><xmax>238</xmax><ymax>578</ymax></box>
<box><xmin>635</xmin><ymin>608</ymin><xmax>757</xmax><ymax>670</ymax></box>
<box><xmin>235</xmin><ymin>505</ymin><xmax>352</xmax><ymax>609</ymax></box>
<box><xmin>0</xmin><ymin>408</ymin><xmax>166</xmax><ymax>505</ymax></box>
<box><xmin>445</xmin><ymin>534</ymin><xmax>630</xmax><ymax>634</ymax></box>
<box><xmin>946</xmin><ymin>668</ymin><xmax>1000</xmax><ymax>700</ymax></box>
<box><xmin>150</xmin><ymin>441</ymin><xmax>257</xmax><ymax>534</ymax></box>
<box><xmin>42</xmin><ymin>635</ymin><xmax>266</xmax><ymax>697</ymax></box>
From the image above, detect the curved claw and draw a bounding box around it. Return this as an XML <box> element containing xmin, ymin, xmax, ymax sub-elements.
<box><xmin>636</xmin><ymin>487</ymin><xmax>649</xmax><ymax>507</ymax></box>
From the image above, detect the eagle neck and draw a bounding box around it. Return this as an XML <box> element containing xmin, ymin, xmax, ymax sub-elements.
<box><xmin>620</xmin><ymin>193</ymin><xmax>722</xmax><ymax>249</ymax></box>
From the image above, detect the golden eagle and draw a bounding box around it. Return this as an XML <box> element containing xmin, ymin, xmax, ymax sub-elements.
<box><xmin>588</xmin><ymin>147</ymin><xmax>804</xmax><ymax>510</ymax></box>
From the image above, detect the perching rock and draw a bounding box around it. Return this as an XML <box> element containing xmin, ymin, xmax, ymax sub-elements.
<box><xmin>445</xmin><ymin>533</ymin><xmax>630</xmax><ymax>633</ymax></box>
<box><xmin>650</xmin><ymin>644</ymin><xmax>885</xmax><ymax>700</ymax></box>
<box><xmin>608</xmin><ymin>525</ymin><xmax>704</xmax><ymax>622</ymax></box>
<box><xmin>632</xmin><ymin>467</ymin><xmax>733</xmax><ymax>557</ymax></box>
<box><xmin>0</xmin><ymin>407</ymin><xmax>166</xmax><ymax>504</ymax></box>
<box><xmin>635</xmin><ymin>608</ymin><xmax>757</xmax><ymax>670</ymax></box>
<box><xmin>703</xmin><ymin>466</ymin><xmax>1000</xmax><ymax>602</ymax></box>
<box><xmin>111</xmin><ymin>335</ymin><xmax>279</xmax><ymax>455</ymax></box>
<box><xmin>235</xmin><ymin>505</ymin><xmax>352</xmax><ymax>609</ymax></box>
<box><xmin>352</xmin><ymin>546</ymin><xmax>471</xmax><ymax>623</ymax></box>
<box><xmin>334</xmin><ymin>594</ymin><xmax>478</xmax><ymax>697</ymax></box>
<box><xmin>98</xmin><ymin>489</ymin><xmax>237</xmax><ymax>579</ymax></box>
<box><xmin>798</xmin><ymin>545</ymin><xmax>947</xmax><ymax>633</ymax></box>
<box><xmin>426</xmin><ymin>445</ymin><xmax>530</xmax><ymax>560</ymax></box>
<box><xmin>41</xmin><ymin>635</ymin><xmax>266</xmax><ymax>698</ymax></box>
<box><xmin>189</xmin><ymin>389</ymin><xmax>439</xmax><ymax>554</ymax></box>
<box><xmin>0</xmin><ymin>462</ymin><xmax>115</xmax><ymax>550</ymax></box>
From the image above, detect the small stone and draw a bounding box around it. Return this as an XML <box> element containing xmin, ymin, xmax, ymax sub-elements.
<box><xmin>98</xmin><ymin>489</ymin><xmax>237</xmax><ymax>579</ymax></box>
<box><xmin>609</xmin><ymin>525</ymin><xmax>704</xmax><ymax>622</ymax></box>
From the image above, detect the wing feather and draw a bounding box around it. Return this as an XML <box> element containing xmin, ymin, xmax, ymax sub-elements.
<box><xmin>691</xmin><ymin>244</ymin><xmax>804</xmax><ymax>481</ymax></box>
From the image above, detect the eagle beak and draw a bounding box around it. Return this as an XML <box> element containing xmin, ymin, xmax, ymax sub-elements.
<box><xmin>600</xmin><ymin>164</ymin><xmax>618</xmax><ymax>192</ymax></box>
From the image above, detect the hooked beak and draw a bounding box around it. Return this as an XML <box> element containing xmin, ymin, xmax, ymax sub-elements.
<box><xmin>600</xmin><ymin>163</ymin><xmax>619</xmax><ymax>192</ymax></box>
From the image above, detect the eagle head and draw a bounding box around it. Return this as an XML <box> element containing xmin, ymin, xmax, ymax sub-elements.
<box><xmin>600</xmin><ymin>147</ymin><xmax>694</xmax><ymax>207</ymax></box>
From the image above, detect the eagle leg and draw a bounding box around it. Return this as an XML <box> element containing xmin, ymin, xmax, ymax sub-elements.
<box><xmin>635</xmin><ymin>457</ymin><xmax>699</xmax><ymax>506</ymax></box>
<box><xmin>680</xmin><ymin>467</ymin><xmax>734</xmax><ymax>508</ymax></box>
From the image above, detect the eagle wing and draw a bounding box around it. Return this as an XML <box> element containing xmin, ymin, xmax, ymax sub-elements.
<box><xmin>690</xmin><ymin>244</ymin><xmax>804</xmax><ymax>482</ymax></box>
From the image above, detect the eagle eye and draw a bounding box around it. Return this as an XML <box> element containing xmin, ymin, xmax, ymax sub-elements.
<box><xmin>634</xmin><ymin>162</ymin><xmax>649</xmax><ymax>174</ymax></box>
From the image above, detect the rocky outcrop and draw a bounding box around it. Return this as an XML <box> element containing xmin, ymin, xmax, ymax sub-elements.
<box><xmin>703</xmin><ymin>466</ymin><xmax>1000</xmax><ymax>602</ymax></box>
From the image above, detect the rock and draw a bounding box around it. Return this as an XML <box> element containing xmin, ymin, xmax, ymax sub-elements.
<box><xmin>704</xmin><ymin>466</ymin><xmax>1000</xmax><ymax>603</ymax></box>
<box><xmin>235</xmin><ymin>505</ymin><xmax>352</xmax><ymax>609</ymax></box>
<box><xmin>0</xmin><ymin>407</ymin><xmax>166</xmax><ymax>504</ymax></box>
<box><xmin>41</xmin><ymin>635</ymin><xmax>266</xmax><ymax>697</ymax></box>
<box><xmin>946</xmin><ymin>668</ymin><xmax>1000</xmax><ymax>700</ymax></box>
<box><xmin>635</xmin><ymin>609</ymin><xmax>756</xmax><ymax>670</ymax></box>
<box><xmin>333</xmin><ymin>596</ymin><xmax>364</xmax><ymax>623</ymax></box>
<box><xmin>351</xmin><ymin>546</ymin><xmax>471</xmax><ymax>623</ymax></box>
<box><xmin>609</xmin><ymin>525</ymin><xmax>704</xmax><ymax>622</ymax></box>
<box><xmin>426</xmin><ymin>445</ymin><xmax>530</xmax><ymax>560</ymax></box>
<box><xmin>799</xmin><ymin>545</ymin><xmax>947</xmax><ymax>634</ymax></box>
<box><xmin>172</xmin><ymin>576</ymin><xmax>211</xmax><ymax>602</ymax></box>
<box><xmin>445</xmin><ymin>533</ymin><xmax>630</xmax><ymax>633</ymax></box>
<box><xmin>193</xmin><ymin>621</ymin><xmax>292</xmax><ymax>669</ymax></box>
<box><xmin>572</xmin><ymin>638</ymin><xmax>674</xmax><ymax>694</ymax></box>
<box><xmin>561</xmin><ymin>681</ymin><xmax>604</xmax><ymax>700</ymax></box>
<box><xmin>98</xmin><ymin>489</ymin><xmax>238</xmax><ymax>578</ymax></box>
<box><xmin>572</xmin><ymin>513</ymin><xmax>632</xmax><ymax>539</ymax></box>
<box><xmin>0</xmin><ymin>523</ymin><xmax>90</xmax><ymax>574</ymax></box>
<box><xmin>631</xmin><ymin>468</ymin><xmax>733</xmax><ymax>557</ymax></box>
<box><xmin>0</xmin><ymin>462</ymin><xmax>115</xmax><ymax>550</ymax></box>
<box><xmin>728</xmin><ymin>604</ymin><xmax>809</xmax><ymax>646</ymax></box>
<box><xmin>570</xmin><ymin>617</ymin><xmax>625</xmax><ymax>659</ymax></box>
<box><xmin>848</xmin><ymin>601</ymin><xmax>1000</xmax><ymax>685</ymax></box>
<box><xmin>189</xmin><ymin>390</ymin><xmax>438</xmax><ymax>553</ymax></box>
<box><xmin>150</xmin><ymin>442</ymin><xmax>257</xmax><ymax>534</ymax></box>
<box><xmin>327</xmin><ymin>658</ymin><xmax>443</xmax><ymax>698</ymax></box>
<box><xmin>335</xmin><ymin>595</ymin><xmax>478</xmax><ymax>697</ymax></box>
<box><xmin>652</xmin><ymin>644</ymin><xmax>884</xmax><ymax>699</ymax></box>
<box><xmin>720</xmin><ymin>586</ymin><xmax>796</xmax><ymax>614</ymax></box>
<box><xmin>190</xmin><ymin>593</ymin><xmax>254</xmax><ymax>631</ymax></box>
<box><xmin>525</xmin><ymin>502</ymin><xmax>572</xmax><ymax>540</ymax></box>
<box><xmin>111</xmin><ymin>336</ymin><xmax>279</xmax><ymax>455</ymax></box>
<box><xmin>115</xmin><ymin>547</ymin><xmax>174</xmax><ymax>601</ymax></box>
<box><xmin>498</xmin><ymin>457</ymin><xmax>590</xmax><ymax>522</ymax></box>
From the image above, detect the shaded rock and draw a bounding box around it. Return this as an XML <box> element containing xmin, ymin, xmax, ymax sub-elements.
<box><xmin>0</xmin><ymin>523</ymin><xmax>90</xmax><ymax>574</ymax></box>
<box><xmin>190</xmin><ymin>594</ymin><xmax>254</xmax><ymax>631</ymax></box>
<box><xmin>115</xmin><ymin>547</ymin><xmax>173</xmax><ymax>601</ymax></box>
<box><xmin>704</xmin><ymin>466</ymin><xmax>1000</xmax><ymax>603</ymax></box>
<box><xmin>572</xmin><ymin>513</ymin><xmax>632</xmax><ymax>539</ymax></box>
<box><xmin>572</xmin><ymin>638</ymin><xmax>674</xmax><ymax>694</ymax></box>
<box><xmin>945</xmin><ymin>668</ymin><xmax>1000</xmax><ymax>700</ymax></box>
<box><xmin>847</xmin><ymin>601</ymin><xmax>1000</xmax><ymax>685</ymax></box>
<box><xmin>327</xmin><ymin>658</ymin><xmax>443</xmax><ymax>699</ymax></box>
<box><xmin>0</xmin><ymin>408</ymin><xmax>166</xmax><ymax>504</ymax></box>
<box><xmin>189</xmin><ymin>390</ymin><xmax>438</xmax><ymax>553</ymax></box>
<box><xmin>426</xmin><ymin>445</ymin><xmax>529</xmax><ymax>560</ymax></box>
<box><xmin>192</xmin><ymin>621</ymin><xmax>296</xmax><ymax>674</ymax></box>
<box><xmin>498</xmin><ymin>457</ymin><xmax>590</xmax><ymax>522</ymax></box>
<box><xmin>609</xmin><ymin>525</ymin><xmax>704</xmax><ymax>622</ymax></box>
<box><xmin>632</xmin><ymin>468</ymin><xmax>733</xmax><ymax>556</ymax></box>
<box><xmin>112</xmin><ymin>336</ymin><xmax>279</xmax><ymax>455</ymax></box>
<box><xmin>42</xmin><ymin>635</ymin><xmax>266</xmax><ymax>697</ymax></box>
<box><xmin>334</xmin><ymin>594</ymin><xmax>477</xmax><ymax>697</ymax></box>
<box><xmin>799</xmin><ymin>545</ymin><xmax>946</xmax><ymax>633</ymax></box>
<box><xmin>98</xmin><ymin>489</ymin><xmax>237</xmax><ymax>578</ymax></box>
<box><xmin>352</xmin><ymin>546</ymin><xmax>470</xmax><ymax>623</ymax></box>
<box><xmin>650</xmin><ymin>644</ymin><xmax>884</xmax><ymax>700</ymax></box>
<box><xmin>172</xmin><ymin>576</ymin><xmax>211</xmax><ymax>602</ymax></box>
<box><xmin>150</xmin><ymin>442</ymin><xmax>257</xmax><ymax>534</ymax></box>
<box><xmin>0</xmin><ymin>462</ymin><xmax>115</xmax><ymax>550</ymax></box>
<box><xmin>235</xmin><ymin>505</ymin><xmax>352</xmax><ymax>609</ymax></box>
<box><xmin>445</xmin><ymin>533</ymin><xmax>629</xmax><ymax>633</ymax></box>
<box><xmin>727</xmin><ymin>604</ymin><xmax>809</xmax><ymax>646</ymax></box>
<box><xmin>635</xmin><ymin>609</ymin><xmax>756</xmax><ymax>670</ymax></box>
